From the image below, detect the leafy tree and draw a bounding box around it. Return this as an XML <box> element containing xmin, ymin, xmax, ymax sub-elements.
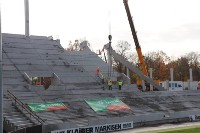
<box><xmin>144</xmin><ymin>51</ymin><xmax>170</xmax><ymax>81</ymax></box>
<box><xmin>173</xmin><ymin>57</ymin><xmax>190</xmax><ymax>81</ymax></box>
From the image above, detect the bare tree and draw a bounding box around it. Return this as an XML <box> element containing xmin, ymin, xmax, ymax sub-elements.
<box><xmin>184</xmin><ymin>52</ymin><xmax>200</xmax><ymax>81</ymax></box>
<box><xmin>113</xmin><ymin>41</ymin><xmax>132</xmax><ymax>73</ymax></box>
<box><xmin>66</xmin><ymin>39</ymin><xmax>90</xmax><ymax>51</ymax></box>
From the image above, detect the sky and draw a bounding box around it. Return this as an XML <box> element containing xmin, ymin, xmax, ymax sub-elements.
<box><xmin>1</xmin><ymin>0</ymin><xmax>200</xmax><ymax>57</ymax></box>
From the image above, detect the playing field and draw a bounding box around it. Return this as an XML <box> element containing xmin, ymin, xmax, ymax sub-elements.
<box><xmin>158</xmin><ymin>127</ymin><xmax>200</xmax><ymax>133</ymax></box>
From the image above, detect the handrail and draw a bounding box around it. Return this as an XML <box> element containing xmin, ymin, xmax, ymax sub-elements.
<box><xmin>122</xmin><ymin>73</ymin><xmax>130</xmax><ymax>80</ymax></box>
<box><xmin>121</xmin><ymin>73</ymin><xmax>131</xmax><ymax>84</ymax></box>
<box><xmin>7</xmin><ymin>90</ymin><xmax>45</xmax><ymax>124</ymax></box>
<box><xmin>23</xmin><ymin>72</ymin><xmax>32</xmax><ymax>84</ymax></box>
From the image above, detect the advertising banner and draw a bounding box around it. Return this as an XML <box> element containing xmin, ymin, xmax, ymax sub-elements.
<box><xmin>85</xmin><ymin>98</ymin><xmax>130</xmax><ymax>112</ymax></box>
<box><xmin>28</xmin><ymin>101</ymin><xmax>67</xmax><ymax>112</ymax></box>
<box><xmin>51</xmin><ymin>121</ymin><xmax>133</xmax><ymax>133</ymax></box>
<box><xmin>189</xmin><ymin>115</ymin><xmax>200</xmax><ymax>121</ymax></box>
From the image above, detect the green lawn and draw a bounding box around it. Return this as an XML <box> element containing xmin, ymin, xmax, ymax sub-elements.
<box><xmin>158</xmin><ymin>127</ymin><xmax>200</xmax><ymax>133</ymax></box>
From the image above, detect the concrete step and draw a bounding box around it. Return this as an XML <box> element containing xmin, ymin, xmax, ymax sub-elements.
<box><xmin>16</xmin><ymin>122</ymin><xmax>34</xmax><ymax>129</ymax></box>
<box><xmin>3</xmin><ymin>111</ymin><xmax>22</xmax><ymax>116</ymax></box>
<box><xmin>3</xmin><ymin>102</ymin><xmax>36</xmax><ymax>130</ymax></box>
<box><xmin>6</xmin><ymin>117</ymin><xmax>28</xmax><ymax>122</ymax></box>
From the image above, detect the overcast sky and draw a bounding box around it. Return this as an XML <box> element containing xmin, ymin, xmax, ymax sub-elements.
<box><xmin>1</xmin><ymin>0</ymin><xmax>200</xmax><ymax>57</ymax></box>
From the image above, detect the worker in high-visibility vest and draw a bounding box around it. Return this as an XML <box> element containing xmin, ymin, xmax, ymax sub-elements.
<box><xmin>108</xmin><ymin>80</ymin><xmax>112</xmax><ymax>90</ymax></box>
<box><xmin>118</xmin><ymin>80</ymin><xmax>123</xmax><ymax>90</ymax></box>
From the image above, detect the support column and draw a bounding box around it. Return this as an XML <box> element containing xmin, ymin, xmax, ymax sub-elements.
<box><xmin>126</xmin><ymin>67</ymin><xmax>130</xmax><ymax>84</ymax></box>
<box><xmin>189</xmin><ymin>68</ymin><xmax>193</xmax><ymax>90</ymax></box>
<box><xmin>170</xmin><ymin>68</ymin><xmax>174</xmax><ymax>81</ymax></box>
<box><xmin>0</xmin><ymin>4</ymin><xmax>3</xmax><ymax>133</ymax></box>
<box><xmin>166</xmin><ymin>80</ymin><xmax>169</xmax><ymax>91</ymax></box>
<box><xmin>142</xmin><ymin>80</ymin><xmax>145</xmax><ymax>91</ymax></box>
<box><xmin>189</xmin><ymin>68</ymin><xmax>193</xmax><ymax>82</ymax></box>
<box><xmin>149</xmin><ymin>68</ymin><xmax>153</xmax><ymax>91</ymax></box>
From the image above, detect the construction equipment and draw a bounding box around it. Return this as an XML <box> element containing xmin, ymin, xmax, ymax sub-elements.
<box><xmin>103</xmin><ymin>44</ymin><xmax>164</xmax><ymax>91</ymax></box>
<box><xmin>123</xmin><ymin>0</ymin><xmax>148</xmax><ymax>76</ymax></box>
<box><xmin>123</xmin><ymin>0</ymin><xmax>163</xmax><ymax>90</ymax></box>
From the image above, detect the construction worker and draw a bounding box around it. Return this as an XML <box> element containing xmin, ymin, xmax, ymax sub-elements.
<box><xmin>197</xmin><ymin>81</ymin><xmax>200</xmax><ymax>90</ymax></box>
<box><xmin>43</xmin><ymin>77</ymin><xmax>51</xmax><ymax>90</ymax></box>
<box><xmin>108</xmin><ymin>80</ymin><xmax>112</xmax><ymax>90</ymax></box>
<box><xmin>101</xmin><ymin>75</ymin><xmax>105</xmax><ymax>83</ymax></box>
<box><xmin>32</xmin><ymin>77</ymin><xmax>38</xmax><ymax>85</ymax></box>
<box><xmin>96</xmin><ymin>67</ymin><xmax>100</xmax><ymax>75</ymax></box>
<box><xmin>118</xmin><ymin>80</ymin><xmax>123</xmax><ymax>90</ymax></box>
<box><xmin>101</xmin><ymin>75</ymin><xmax>105</xmax><ymax>90</ymax></box>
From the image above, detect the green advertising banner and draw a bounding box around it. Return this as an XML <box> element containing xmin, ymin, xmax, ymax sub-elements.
<box><xmin>85</xmin><ymin>98</ymin><xmax>130</xmax><ymax>112</ymax></box>
<box><xmin>28</xmin><ymin>101</ymin><xmax>67</xmax><ymax>112</ymax></box>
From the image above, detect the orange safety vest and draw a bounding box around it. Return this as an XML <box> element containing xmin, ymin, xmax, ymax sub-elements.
<box><xmin>96</xmin><ymin>67</ymin><xmax>100</xmax><ymax>74</ymax></box>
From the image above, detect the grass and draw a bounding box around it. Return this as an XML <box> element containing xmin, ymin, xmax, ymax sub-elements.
<box><xmin>157</xmin><ymin>127</ymin><xmax>200</xmax><ymax>133</ymax></box>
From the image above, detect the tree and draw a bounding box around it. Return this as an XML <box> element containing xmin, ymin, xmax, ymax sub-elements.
<box><xmin>184</xmin><ymin>52</ymin><xmax>200</xmax><ymax>81</ymax></box>
<box><xmin>144</xmin><ymin>51</ymin><xmax>170</xmax><ymax>81</ymax></box>
<box><xmin>113</xmin><ymin>40</ymin><xmax>132</xmax><ymax>73</ymax></box>
<box><xmin>112</xmin><ymin>40</ymin><xmax>142</xmax><ymax>83</ymax></box>
<box><xmin>66</xmin><ymin>40</ymin><xmax>80</xmax><ymax>51</ymax></box>
<box><xmin>173</xmin><ymin>57</ymin><xmax>190</xmax><ymax>81</ymax></box>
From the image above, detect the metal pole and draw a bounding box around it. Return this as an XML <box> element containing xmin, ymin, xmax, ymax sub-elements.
<box><xmin>0</xmin><ymin>1</ymin><xmax>3</xmax><ymax>132</ymax></box>
<box><xmin>24</xmin><ymin>0</ymin><xmax>29</xmax><ymax>37</ymax></box>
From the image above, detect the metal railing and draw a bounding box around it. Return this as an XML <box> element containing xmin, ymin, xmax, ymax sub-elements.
<box><xmin>7</xmin><ymin>90</ymin><xmax>45</xmax><ymax>124</ymax></box>
<box><xmin>121</xmin><ymin>73</ymin><xmax>131</xmax><ymax>84</ymax></box>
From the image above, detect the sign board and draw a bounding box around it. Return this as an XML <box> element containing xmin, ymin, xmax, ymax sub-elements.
<box><xmin>85</xmin><ymin>98</ymin><xmax>130</xmax><ymax>112</ymax></box>
<box><xmin>189</xmin><ymin>115</ymin><xmax>200</xmax><ymax>121</ymax></box>
<box><xmin>28</xmin><ymin>101</ymin><xmax>67</xmax><ymax>112</ymax></box>
<box><xmin>51</xmin><ymin>121</ymin><xmax>133</xmax><ymax>133</ymax></box>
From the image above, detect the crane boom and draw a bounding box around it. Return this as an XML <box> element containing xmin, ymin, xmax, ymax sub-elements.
<box><xmin>123</xmin><ymin>0</ymin><xmax>148</xmax><ymax>76</ymax></box>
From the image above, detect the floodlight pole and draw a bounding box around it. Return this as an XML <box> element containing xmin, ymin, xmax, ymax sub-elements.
<box><xmin>0</xmin><ymin>1</ymin><xmax>3</xmax><ymax>133</ymax></box>
<box><xmin>24</xmin><ymin>0</ymin><xmax>29</xmax><ymax>37</ymax></box>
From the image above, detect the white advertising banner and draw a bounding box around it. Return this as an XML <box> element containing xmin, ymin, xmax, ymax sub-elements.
<box><xmin>51</xmin><ymin>121</ymin><xmax>133</xmax><ymax>133</ymax></box>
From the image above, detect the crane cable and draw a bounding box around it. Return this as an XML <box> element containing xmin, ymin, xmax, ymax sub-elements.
<box><xmin>108</xmin><ymin>10</ymin><xmax>112</xmax><ymax>78</ymax></box>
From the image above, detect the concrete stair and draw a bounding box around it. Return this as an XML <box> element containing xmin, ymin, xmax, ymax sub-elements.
<box><xmin>3</xmin><ymin>102</ymin><xmax>35</xmax><ymax>132</ymax></box>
